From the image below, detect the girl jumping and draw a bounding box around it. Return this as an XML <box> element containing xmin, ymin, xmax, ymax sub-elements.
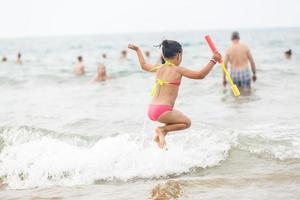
<box><xmin>128</xmin><ymin>40</ymin><xmax>221</xmax><ymax>148</ymax></box>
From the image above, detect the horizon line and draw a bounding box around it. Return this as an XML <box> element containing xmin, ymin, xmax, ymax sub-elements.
<box><xmin>0</xmin><ymin>26</ymin><xmax>299</xmax><ymax>40</ymax></box>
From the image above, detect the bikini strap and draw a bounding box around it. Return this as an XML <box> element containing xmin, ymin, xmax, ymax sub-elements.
<box><xmin>164</xmin><ymin>60</ymin><xmax>175</xmax><ymax>66</ymax></box>
<box><xmin>149</xmin><ymin>61</ymin><xmax>176</xmax><ymax>96</ymax></box>
<box><xmin>150</xmin><ymin>65</ymin><xmax>163</xmax><ymax>72</ymax></box>
<box><xmin>149</xmin><ymin>60</ymin><xmax>175</xmax><ymax>72</ymax></box>
<box><xmin>150</xmin><ymin>79</ymin><xmax>169</xmax><ymax>96</ymax></box>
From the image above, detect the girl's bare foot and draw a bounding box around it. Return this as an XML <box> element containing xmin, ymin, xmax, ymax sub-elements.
<box><xmin>155</xmin><ymin>127</ymin><xmax>166</xmax><ymax>148</ymax></box>
<box><xmin>153</xmin><ymin>134</ymin><xmax>159</xmax><ymax>144</ymax></box>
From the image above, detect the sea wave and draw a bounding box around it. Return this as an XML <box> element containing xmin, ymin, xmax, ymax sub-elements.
<box><xmin>234</xmin><ymin>123</ymin><xmax>300</xmax><ymax>160</ymax></box>
<box><xmin>0</xmin><ymin>126</ymin><xmax>231</xmax><ymax>189</ymax></box>
<box><xmin>1</xmin><ymin>122</ymin><xmax>300</xmax><ymax>189</ymax></box>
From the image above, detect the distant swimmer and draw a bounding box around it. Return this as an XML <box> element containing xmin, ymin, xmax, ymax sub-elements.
<box><xmin>145</xmin><ymin>51</ymin><xmax>150</xmax><ymax>59</ymax></box>
<box><xmin>1</xmin><ymin>56</ymin><xmax>7</xmax><ymax>62</ymax></box>
<box><xmin>92</xmin><ymin>64</ymin><xmax>109</xmax><ymax>82</ymax></box>
<box><xmin>73</xmin><ymin>56</ymin><xmax>85</xmax><ymax>75</ymax></box>
<box><xmin>16</xmin><ymin>52</ymin><xmax>22</xmax><ymax>64</ymax></box>
<box><xmin>120</xmin><ymin>50</ymin><xmax>128</xmax><ymax>59</ymax></box>
<box><xmin>102</xmin><ymin>53</ymin><xmax>107</xmax><ymax>60</ymax></box>
<box><xmin>224</xmin><ymin>32</ymin><xmax>256</xmax><ymax>90</ymax></box>
<box><xmin>128</xmin><ymin>40</ymin><xmax>221</xmax><ymax>149</ymax></box>
<box><xmin>284</xmin><ymin>49</ymin><xmax>292</xmax><ymax>59</ymax></box>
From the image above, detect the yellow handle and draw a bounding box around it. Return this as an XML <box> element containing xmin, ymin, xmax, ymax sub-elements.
<box><xmin>220</xmin><ymin>63</ymin><xmax>234</xmax><ymax>86</ymax></box>
<box><xmin>220</xmin><ymin>63</ymin><xmax>240</xmax><ymax>96</ymax></box>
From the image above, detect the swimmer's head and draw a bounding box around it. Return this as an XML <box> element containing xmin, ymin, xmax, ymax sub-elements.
<box><xmin>17</xmin><ymin>52</ymin><xmax>21</xmax><ymax>58</ymax></box>
<box><xmin>145</xmin><ymin>51</ymin><xmax>150</xmax><ymax>58</ymax></box>
<box><xmin>97</xmin><ymin>64</ymin><xmax>106</xmax><ymax>77</ymax></box>
<box><xmin>2</xmin><ymin>56</ymin><xmax>7</xmax><ymax>62</ymax></box>
<box><xmin>161</xmin><ymin>40</ymin><xmax>183</xmax><ymax>65</ymax></box>
<box><xmin>231</xmin><ymin>31</ymin><xmax>240</xmax><ymax>41</ymax></box>
<box><xmin>77</xmin><ymin>56</ymin><xmax>83</xmax><ymax>62</ymax></box>
<box><xmin>102</xmin><ymin>53</ymin><xmax>107</xmax><ymax>59</ymax></box>
<box><xmin>121</xmin><ymin>50</ymin><xmax>127</xmax><ymax>57</ymax></box>
<box><xmin>285</xmin><ymin>49</ymin><xmax>292</xmax><ymax>56</ymax></box>
<box><xmin>285</xmin><ymin>49</ymin><xmax>292</xmax><ymax>59</ymax></box>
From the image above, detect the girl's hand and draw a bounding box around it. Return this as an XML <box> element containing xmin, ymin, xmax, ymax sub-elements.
<box><xmin>212</xmin><ymin>51</ymin><xmax>222</xmax><ymax>62</ymax></box>
<box><xmin>128</xmin><ymin>44</ymin><xmax>139</xmax><ymax>51</ymax></box>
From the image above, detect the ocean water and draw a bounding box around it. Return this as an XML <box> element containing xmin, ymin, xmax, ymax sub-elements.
<box><xmin>0</xmin><ymin>28</ymin><xmax>300</xmax><ymax>199</ymax></box>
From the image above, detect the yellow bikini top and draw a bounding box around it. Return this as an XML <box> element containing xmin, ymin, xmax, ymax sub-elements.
<box><xmin>149</xmin><ymin>60</ymin><xmax>179</xmax><ymax>96</ymax></box>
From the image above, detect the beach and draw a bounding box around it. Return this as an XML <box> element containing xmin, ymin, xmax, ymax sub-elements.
<box><xmin>0</xmin><ymin>28</ymin><xmax>300</xmax><ymax>199</ymax></box>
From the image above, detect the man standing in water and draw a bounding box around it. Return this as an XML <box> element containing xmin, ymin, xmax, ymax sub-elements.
<box><xmin>224</xmin><ymin>32</ymin><xmax>256</xmax><ymax>90</ymax></box>
<box><xmin>73</xmin><ymin>56</ymin><xmax>85</xmax><ymax>75</ymax></box>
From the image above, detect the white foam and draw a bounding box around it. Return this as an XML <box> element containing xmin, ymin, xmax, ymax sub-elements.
<box><xmin>235</xmin><ymin>123</ymin><xmax>300</xmax><ymax>160</ymax></box>
<box><xmin>0</xmin><ymin>129</ymin><xmax>231</xmax><ymax>189</ymax></box>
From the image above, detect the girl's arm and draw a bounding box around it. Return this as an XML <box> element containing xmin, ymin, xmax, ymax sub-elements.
<box><xmin>179</xmin><ymin>52</ymin><xmax>221</xmax><ymax>79</ymax></box>
<box><xmin>128</xmin><ymin>44</ymin><xmax>158</xmax><ymax>72</ymax></box>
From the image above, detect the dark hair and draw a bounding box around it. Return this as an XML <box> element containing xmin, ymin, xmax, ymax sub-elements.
<box><xmin>77</xmin><ymin>56</ymin><xmax>82</xmax><ymax>61</ymax></box>
<box><xmin>161</xmin><ymin>40</ymin><xmax>182</xmax><ymax>59</ymax></box>
<box><xmin>17</xmin><ymin>52</ymin><xmax>21</xmax><ymax>58</ymax></box>
<box><xmin>285</xmin><ymin>49</ymin><xmax>292</xmax><ymax>56</ymax></box>
<box><xmin>161</xmin><ymin>56</ymin><xmax>165</xmax><ymax>64</ymax></box>
<box><xmin>231</xmin><ymin>31</ymin><xmax>240</xmax><ymax>40</ymax></box>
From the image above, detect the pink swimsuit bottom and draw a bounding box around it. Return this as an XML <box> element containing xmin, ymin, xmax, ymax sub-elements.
<box><xmin>148</xmin><ymin>104</ymin><xmax>173</xmax><ymax>121</ymax></box>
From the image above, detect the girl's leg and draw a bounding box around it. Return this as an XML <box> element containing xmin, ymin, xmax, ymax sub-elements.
<box><xmin>154</xmin><ymin>110</ymin><xmax>191</xmax><ymax>148</ymax></box>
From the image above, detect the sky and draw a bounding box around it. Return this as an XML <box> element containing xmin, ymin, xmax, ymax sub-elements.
<box><xmin>0</xmin><ymin>0</ymin><xmax>299</xmax><ymax>38</ymax></box>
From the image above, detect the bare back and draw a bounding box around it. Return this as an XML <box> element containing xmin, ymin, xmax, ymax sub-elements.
<box><xmin>151</xmin><ymin>66</ymin><xmax>182</xmax><ymax>106</ymax></box>
<box><xmin>225</xmin><ymin>43</ymin><xmax>250</xmax><ymax>68</ymax></box>
<box><xmin>73</xmin><ymin>63</ymin><xmax>85</xmax><ymax>75</ymax></box>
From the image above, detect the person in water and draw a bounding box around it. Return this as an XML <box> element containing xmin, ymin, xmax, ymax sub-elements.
<box><xmin>92</xmin><ymin>64</ymin><xmax>109</xmax><ymax>82</ymax></box>
<box><xmin>73</xmin><ymin>56</ymin><xmax>85</xmax><ymax>75</ymax></box>
<box><xmin>91</xmin><ymin>53</ymin><xmax>109</xmax><ymax>82</ymax></box>
<box><xmin>120</xmin><ymin>50</ymin><xmax>128</xmax><ymax>59</ymax></box>
<box><xmin>16</xmin><ymin>52</ymin><xmax>22</xmax><ymax>64</ymax></box>
<box><xmin>284</xmin><ymin>49</ymin><xmax>292</xmax><ymax>59</ymax></box>
<box><xmin>224</xmin><ymin>31</ymin><xmax>256</xmax><ymax>90</ymax></box>
<box><xmin>1</xmin><ymin>56</ymin><xmax>7</xmax><ymax>62</ymax></box>
<box><xmin>145</xmin><ymin>51</ymin><xmax>150</xmax><ymax>59</ymax></box>
<box><xmin>128</xmin><ymin>40</ymin><xmax>221</xmax><ymax>148</ymax></box>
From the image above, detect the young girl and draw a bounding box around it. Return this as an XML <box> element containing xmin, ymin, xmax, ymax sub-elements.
<box><xmin>128</xmin><ymin>40</ymin><xmax>221</xmax><ymax>148</ymax></box>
